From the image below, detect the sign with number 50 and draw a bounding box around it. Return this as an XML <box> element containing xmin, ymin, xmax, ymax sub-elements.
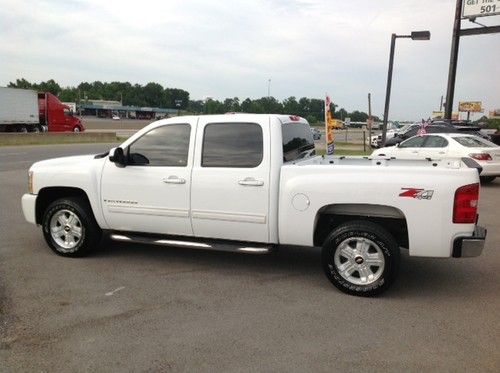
<box><xmin>462</xmin><ymin>0</ymin><xmax>500</xmax><ymax>18</ymax></box>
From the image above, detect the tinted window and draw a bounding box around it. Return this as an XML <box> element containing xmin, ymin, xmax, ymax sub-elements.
<box><xmin>427</xmin><ymin>125</ymin><xmax>455</xmax><ymax>134</ymax></box>
<box><xmin>453</xmin><ymin>136</ymin><xmax>496</xmax><ymax>148</ymax></box>
<box><xmin>282</xmin><ymin>122</ymin><xmax>315</xmax><ymax>162</ymax></box>
<box><xmin>128</xmin><ymin>124</ymin><xmax>190</xmax><ymax>166</ymax></box>
<box><xmin>423</xmin><ymin>135</ymin><xmax>448</xmax><ymax>148</ymax></box>
<box><xmin>403</xmin><ymin>127</ymin><xmax>418</xmax><ymax>138</ymax></box>
<box><xmin>202</xmin><ymin>123</ymin><xmax>263</xmax><ymax>167</ymax></box>
<box><xmin>399</xmin><ymin>136</ymin><xmax>426</xmax><ymax>148</ymax></box>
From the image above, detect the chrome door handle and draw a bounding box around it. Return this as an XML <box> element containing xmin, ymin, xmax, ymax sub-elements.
<box><xmin>411</xmin><ymin>151</ymin><xmax>419</xmax><ymax>153</ymax></box>
<box><xmin>238</xmin><ymin>177</ymin><xmax>264</xmax><ymax>186</ymax></box>
<box><xmin>163</xmin><ymin>176</ymin><xmax>186</xmax><ymax>184</ymax></box>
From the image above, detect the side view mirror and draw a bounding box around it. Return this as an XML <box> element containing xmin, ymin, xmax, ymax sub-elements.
<box><xmin>109</xmin><ymin>147</ymin><xmax>126</xmax><ymax>167</ymax></box>
<box><xmin>395</xmin><ymin>143</ymin><xmax>400</xmax><ymax>147</ymax></box>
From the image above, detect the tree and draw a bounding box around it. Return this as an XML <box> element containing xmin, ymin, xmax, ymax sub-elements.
<box><xmin>240</xmin><ymin>98</ymin><xmax>253</xmax><ymax>113</ymax></box>
<box><xmin>8</xmin><ymin>78</ymin><xmax>32</xmax><ymax>89</ymax></box>
<box><xmin>283</xmin><ymin>96</ymin><xmax>300</xmax><ymax>115</ymax></box>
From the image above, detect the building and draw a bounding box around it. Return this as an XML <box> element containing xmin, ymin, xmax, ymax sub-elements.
<box><xmin>78</xmin><ymin>99</ymin><xmax>178</xmax><ymax>119</ymax></box>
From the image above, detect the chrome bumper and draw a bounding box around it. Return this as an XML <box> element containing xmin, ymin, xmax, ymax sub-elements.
<box><xmin>452</xmin><ymin>226</ymin><xmax>487</xmax><ymax>258</ymax></box>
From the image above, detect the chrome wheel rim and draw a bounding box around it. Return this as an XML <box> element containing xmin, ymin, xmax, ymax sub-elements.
<box><xmin>334</xmin><ymin>237</ymin><xmax>385</xmax><ymax>286</ymax></box>
<box><xmin>50</xmin><ymin>209</ymin><xmax>83</xmax><ymax>252</ymax></box>
<box><xmin>73</xmin><ymin>127</ymin><xmax>80</xmax><ymax>132</ymax></box>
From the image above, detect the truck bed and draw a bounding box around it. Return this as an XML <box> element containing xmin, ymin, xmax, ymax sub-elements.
<box><xmin>293</xmin><ymin>154</ymin><xmax>467</xmax><ymax>170</ymax></box>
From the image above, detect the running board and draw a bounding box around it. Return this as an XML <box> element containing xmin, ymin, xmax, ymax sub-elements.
<box><xmin>109</xmin><ymin>233</ymin><xmax>273</xmax><ymax>254</ymax></box>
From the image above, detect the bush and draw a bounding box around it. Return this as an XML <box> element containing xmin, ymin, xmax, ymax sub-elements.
<box><xmin>306</xmin><ymin>115</ymin><xmax>318</xmax><ymax>124</ymax></box>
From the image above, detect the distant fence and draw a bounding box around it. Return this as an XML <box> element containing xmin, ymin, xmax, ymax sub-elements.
<box><xmin>0</xmin><ymin>132</ymin><xmax>118</xmax><ymax>146</ymax></box>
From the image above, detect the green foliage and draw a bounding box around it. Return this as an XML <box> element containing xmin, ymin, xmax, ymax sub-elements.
<box><xmin>8</xmin><ymin>78</ymin><xmax>374</xmax><ymax>121</ymax></box>
<box><xmin>8</xmin><ymin>78</ymin><xmax>189</xmax><ymax>109</ymax></box>
<box><xmin>475</xmin><ymin>116</ymin><xmax>500</xmax><ymax>130</ymax></box>
<box><xmin>306</xmin><ymin>115</ymin><xmax>318</xmax><ymax>124</ymax></box>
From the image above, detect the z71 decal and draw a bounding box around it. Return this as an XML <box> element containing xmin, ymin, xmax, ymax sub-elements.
<box><xmin>399</xmin><ymin>188</ymin><xmax>434</xmax><ymax>200</ymax></box>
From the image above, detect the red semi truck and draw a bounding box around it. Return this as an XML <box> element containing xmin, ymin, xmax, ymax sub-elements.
<box><xmin>0</xmin><ymin>87</ymin><xmax>84</xmax><ymax>133</ymax></box>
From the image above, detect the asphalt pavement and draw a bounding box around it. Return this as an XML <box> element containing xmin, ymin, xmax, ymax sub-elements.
<box><xmin>1</xmin><ymin>143</ymin><xmax>499</xmax><ymax>372</ymax></box>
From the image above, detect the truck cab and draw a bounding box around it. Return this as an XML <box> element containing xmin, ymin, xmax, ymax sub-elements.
<box><xmin>38</xmin><ymin>92</ymin><xmax>84</xmax><ymax>132</ymax></box>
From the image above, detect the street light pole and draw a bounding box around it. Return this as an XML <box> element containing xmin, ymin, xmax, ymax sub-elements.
<box><xmin>381</xmin><ymin>31</ymin><xmax>431</xmax><ymax>145</ymax></box>
<box><xmin>267</xmin><ymin>78</ymin><xmax>271</xmax><ymax>98</ymax></box>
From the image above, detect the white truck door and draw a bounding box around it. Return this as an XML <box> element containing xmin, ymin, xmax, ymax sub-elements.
<box><xmin>101</xmin><ymin>121</ymin><xmax>195</xmax><ymax>236</ymax></box>
<box><xmin>190</xmin><ymin>118</ymin><xmax>270</xmax><ymax>243</ymax></box>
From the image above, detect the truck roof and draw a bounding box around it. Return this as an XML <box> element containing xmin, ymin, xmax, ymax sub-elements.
<box><xmin>160</xmin><ymin>113</ymin><xmax>308</xmax><ymax>125</ymax></box>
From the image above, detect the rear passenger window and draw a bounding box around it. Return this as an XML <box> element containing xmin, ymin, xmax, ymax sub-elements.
<box><xmin>423</xmin><ymin>136</ymin><xmax>448</xmax><ymax>148</ymax></box>
<box><xmin>399</xmin><ymin>136</ymin><xmax>426</xmax><ymax>148</ymax></box>
<box><xmin>202</xmin><ymin>123</ymin><xmax>263</xmax><ymax>167</ymax></box>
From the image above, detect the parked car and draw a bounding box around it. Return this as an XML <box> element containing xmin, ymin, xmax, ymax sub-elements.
<box><xmin>372</xmin><ymin>133</ymin><xmax>500</xmax><ymax>183</ymax></box>
<box><xmin>21</xmin><ymin>114</ymin><xmax>486</xmax><ymax>296</ymax></box>
<box><xmin>112</xmin><ymin>115</ymin><xmax>120</xmax><ymax>120</ymax></box>
<box><xmin>382</xmin><ymin>122</ymin><xmax>488</xmax><ymax>148</ymax></box>
<box><xmin>311</xmin><ymin>127</ymin><xmax>321</xmax><ymax>140</ymax></box>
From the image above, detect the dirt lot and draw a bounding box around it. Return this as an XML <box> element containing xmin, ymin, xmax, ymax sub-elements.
<box><xmin>1</xmin><ymin>144</ymin><xmax>499</xmax><ymax>372</ymax></box>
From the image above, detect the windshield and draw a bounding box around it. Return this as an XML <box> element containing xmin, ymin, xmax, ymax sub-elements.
<box><xmin>453</xmin><ymin>136</ymin><xmax>497</xmax><ymax>148</ymax></box>
<box><xmin>282</xmin><ymin>121</ymin><xmax>315</xmax><ymax>162</ymax></box>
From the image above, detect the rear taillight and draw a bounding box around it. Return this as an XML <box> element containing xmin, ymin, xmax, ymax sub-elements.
<box><xmin>453</xmin><ymin>183</ymin><xmax>479</xmax><ymax>224</ymax></box>
<box><xmin>289</xmin><ymin>115</ymin><xmax>301</xmax><ymax>121</ymax></box>
<box><xmin>469</xmin><ymin>153</ymin><xmax>492</xmax><ymax>161</ymax></box>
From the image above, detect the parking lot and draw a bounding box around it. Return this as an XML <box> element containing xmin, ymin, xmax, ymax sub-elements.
<box><xmin>1</xmin><ymin>143</ymin><xmax>499</xmax><ymax>371</ymax></box>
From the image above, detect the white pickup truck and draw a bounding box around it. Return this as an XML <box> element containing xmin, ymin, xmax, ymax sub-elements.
<box><xmin>21</xmin><ymin>114</ymin><xmax>486</xmax><ymax>296</ymax></box>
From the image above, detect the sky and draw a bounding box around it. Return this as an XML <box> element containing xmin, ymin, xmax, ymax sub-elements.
<box><xmin>0</xmin><ymin>0</ymin><xmax>499</xmax><ymax>120</ymax></box>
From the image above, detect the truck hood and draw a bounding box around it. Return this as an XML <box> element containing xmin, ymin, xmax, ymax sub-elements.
<box><xmin>31</xmin><ymin>155</ymin><xmax>98</xmax><ymax>171</ymax></box>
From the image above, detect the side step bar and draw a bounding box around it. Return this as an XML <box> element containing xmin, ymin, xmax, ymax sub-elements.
<box><xmin>109</xmin><ymin>233</ymin><xmax>273</xmax><ymax>254</ymax></box>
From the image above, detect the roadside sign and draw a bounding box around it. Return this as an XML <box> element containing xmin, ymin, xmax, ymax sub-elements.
<box><xmin>462</xmin><ymin>0</ymin><xmax>500</xmax><ymax>19</ymax></box>
<box><xmin>458</xmin><ymin>101</ymin><xmax>482</xmax><ymax>112</ymax></box>
<box><xmin>345</xmin><ymin>117</ymin><xmax>351</xmax><ymax>127</ymax></box>
<box><xmin>324</xmin><ymin>95</ymin><xmax>334</xmax><ymax>155</ymax></box>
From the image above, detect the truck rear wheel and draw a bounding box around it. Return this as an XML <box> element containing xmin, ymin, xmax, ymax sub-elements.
<box><xmin>321</xmin><ymin>220</ymin><xmax>400</xmax><ymax>296</ymax></box>
<box><xmin>42</xmin><ymin>197</ymin><xmax>102</xmax><ymax>257</ymax></box>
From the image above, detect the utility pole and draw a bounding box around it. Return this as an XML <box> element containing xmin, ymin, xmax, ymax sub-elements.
<box><xmin>444</xmin><ymin>0</ymin><xmax>500</xmax><ymax>120</ymax></box>
<box><xmin>368</xmin><ymin>93</ymin><xmax>372</xmax><ymax>149</ymax></box>
<box><xmin>440</xmin><ymin>95</ymin><xmax>444</xmax><ymax>112</ymax></box>
<box><xmin>445</xmin><ymin>0</ymin><xmax>463</xmax><ymax>120</ymax></box>
<box><xmin>267</xmin><ymin>78</ymin><xmax>271</xmax><ymax>98</ymax></box>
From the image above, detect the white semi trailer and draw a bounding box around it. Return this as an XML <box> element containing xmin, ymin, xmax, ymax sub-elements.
<box><xmin>0</xmin><ymin>87</ymin><xmax>40</xmax><ymax>132</ymax></box>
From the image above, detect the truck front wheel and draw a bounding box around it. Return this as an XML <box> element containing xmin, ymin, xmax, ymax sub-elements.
<box><xmin>321</xmin><ymin>221</ymin><xmax>400</xmax><ymax>296</ymax></box>
<box><xmin>42</xmin><ymin>197</ymin><xmax>102</xmax><ymax>257</ymax></box>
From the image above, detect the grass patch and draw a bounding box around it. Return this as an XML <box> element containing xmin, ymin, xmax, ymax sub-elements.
<box><xmin>0</xmin><ymin>132</ymin><xmax>119</xmax><ymax>147</ymax></box>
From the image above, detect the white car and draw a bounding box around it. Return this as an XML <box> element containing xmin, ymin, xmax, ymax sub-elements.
<box><xmin>112</xmin><ymin>115</ymin><xmax>120</xmax><ymax>120</ymax></box>
<box><xmin>372</xmin><ymin>133</ymin><xmax>500</xmax><ymax>183</ymax></box>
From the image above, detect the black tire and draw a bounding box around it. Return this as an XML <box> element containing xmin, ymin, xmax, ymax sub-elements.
<box><xmin>42</xmin><ymin>197</ymin><xmax>102</xmax><ymax>257</ymax></box>
<box><xmin>480</xmin><ymin>176</ymin><xmax>496</xmax><ymax>184</ymax></box>
<box><xmin>321</xmin><ymin>220</ymin><xmax>400</xmax><ymax>296</ymax></box>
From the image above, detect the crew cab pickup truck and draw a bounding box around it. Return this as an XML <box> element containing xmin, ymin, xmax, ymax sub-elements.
<box><xmin>21</xmin><ymin>114</ymin><xmax>487</xmax><ymax>296</ymax></box>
